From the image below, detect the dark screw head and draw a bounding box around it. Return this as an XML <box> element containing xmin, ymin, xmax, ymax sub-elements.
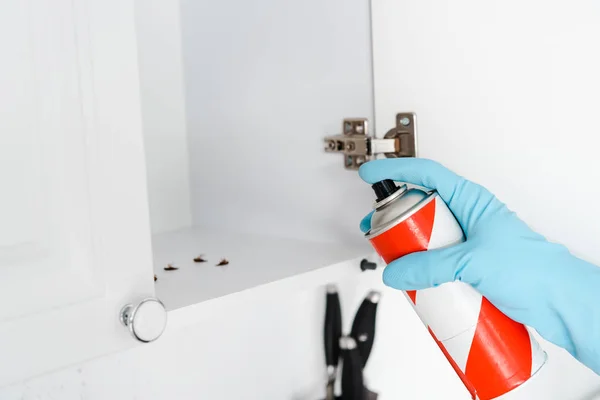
<box><xmin>360</xmin><ymin>259</ymin><xmax>377</xmax><ymax>271</ymax></box>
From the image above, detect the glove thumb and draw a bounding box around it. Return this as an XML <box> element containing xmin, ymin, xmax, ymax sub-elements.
<box><xmin>382</xmin><ymin>243</ymin><xmax>471</xmax><ymax>291</ymax></box>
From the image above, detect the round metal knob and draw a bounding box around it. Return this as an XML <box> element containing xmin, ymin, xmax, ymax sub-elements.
<box><xmin>120</xmin><ymin>298</ymin><xmax>167</xmax><ymax>343</ymax></box>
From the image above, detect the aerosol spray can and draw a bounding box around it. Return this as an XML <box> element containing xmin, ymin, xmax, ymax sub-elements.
<box><xmin>364</xmin><ymin>180</ymin><xmax>547</xmax><ymax>400</ymax></box>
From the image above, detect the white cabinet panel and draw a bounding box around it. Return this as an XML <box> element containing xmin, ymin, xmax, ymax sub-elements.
<box><xmin>0</xmin><ymin>0</ymin><xmax>155</xmax><ymax>387</ymax></box>
<box><xmin>371</xmin><ymin>0</ymin><xmax>600</xmax><ymax>257</ymax></box>
<box><xmin>134</xmin><ymin>0</ymin><xmax>192</xmax><ymax>235</ymax></box>
<box><xmin>179</xmin><ymin>0</ymin><xmax>375</xmax><ymax>243</ymax></box>
<box><xmin>0</xmin><ymin>0</ymin><xmax>99</xmax><ymax>322</ymax></box>
<box><xmin>372</xmin><ymin>0</ymin><xmax>600</xmax><ymax>398</ymax></box>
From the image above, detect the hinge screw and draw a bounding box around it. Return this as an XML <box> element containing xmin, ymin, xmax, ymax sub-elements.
<box><xmin>346</xmin><ymin>142</ymin><xmax>356</xmax><ymax>151</ymax></box>
<box><xmin>399</xmin><ymin>117</ymin><xmax>411</xmax><ymax>126</ymax></box>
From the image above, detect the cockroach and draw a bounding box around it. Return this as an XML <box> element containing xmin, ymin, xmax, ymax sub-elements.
<box><xmin>164</xmin><ymin>263</ymin><xmax>179</xmax><ymax>271</ymax></box>
<box><xmin>193</xmin><ymin>254</ymin><xmax>207</xmax><ymax>263</ymax></box>
<box><xmin>216</xmin><ymin>258</ymin><xmax>229</xmax><ymax>267</ymax></box>
<box><xmin>154</xmin><ymin>274</ymin><xmax>158</xmax><ymax>281</ymax></box>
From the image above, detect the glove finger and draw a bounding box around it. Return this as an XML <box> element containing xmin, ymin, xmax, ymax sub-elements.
<box><xmin>359</xmin><ymin>211</ymin><xmax>374</xmax><ymax>233</ymax></box>
<box><xmin>359</xmin><ymin>158</ymin><xmax>502</xmax><ymax>233</ymax></box>
<box><xmin>382</xmin><ymin>243</ymin><xmax>471</xmax><ymax>291</ymax></box>
<box><xmin>359</xmin><ymin>158</ymin><xmax>462</xmax><ymax>202</ymax></box>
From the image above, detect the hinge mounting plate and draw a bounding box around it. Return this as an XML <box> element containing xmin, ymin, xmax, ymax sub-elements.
<box><xmin>323</xmin><ymin>112</ymin><xmax>417</xmax><ymax>170</ymax></box>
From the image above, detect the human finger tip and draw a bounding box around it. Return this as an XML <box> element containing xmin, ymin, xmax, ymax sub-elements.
<box><xmin>359</xmin><ymin>211</ymin><xmax>374</xmax><ymax>233</ymax></box>
<box><xmin>358</xmin><ymin>159</ymin><xmax>393</xmax><ymax>184</ymax></box>
<box><xmin>382</xmin><ymin>255</ymin><xmax>434</xmax><ymax>291</ymax></box>
<box><xmin>359</xmin><ymin>158</ymin><xmax>430</xmax><ymax>184</ymax></box>
<box><xmin>382</xmin><ymin>261</ymin><xmax>412</xmax><ymax>290</ymax></box>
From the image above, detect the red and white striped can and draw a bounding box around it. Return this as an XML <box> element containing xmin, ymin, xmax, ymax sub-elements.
<box><xmin>364</xmin><ymin>180</ymin><xmax>547</xmax><ymax>400</ymax></box>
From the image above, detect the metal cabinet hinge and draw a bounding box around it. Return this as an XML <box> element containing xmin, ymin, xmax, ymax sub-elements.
<box><xmin>323</xmin><ymin>112</ymin><xmax>417</xmax><ymax>170</ymax></box>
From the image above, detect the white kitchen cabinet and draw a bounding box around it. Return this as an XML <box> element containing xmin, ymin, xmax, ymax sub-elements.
<box><xmin>0</xmin><ymin>0</ymin><xmax>379</xmax><ymax>390</ymax></box>
<box><xmin>2</xmin><ymin>0</ymin><xmax>600</xmax><ymax>398</ymax></box>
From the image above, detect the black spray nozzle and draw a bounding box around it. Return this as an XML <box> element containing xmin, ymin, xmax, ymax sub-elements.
<box><xmin>372</xmin><ymin>179</ymin><xmax>400</xmax><ymax>202</ymax></box>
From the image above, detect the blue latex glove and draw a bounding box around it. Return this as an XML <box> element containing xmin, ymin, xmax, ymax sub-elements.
<box><xmin>359</xmin><ymin>158</ymin><xmax>600</xmax><ymax>375</ymax></box>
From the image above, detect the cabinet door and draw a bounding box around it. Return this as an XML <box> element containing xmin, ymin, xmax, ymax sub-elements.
<box><xmin>371</xmin><ymin>0</ymin><xmax>600</xmax><ymax>398</ymax></box>
<box><xmin>0</xmin><ymin>0</ymin><xmax>155</xmax><ymax>387</ymax></box>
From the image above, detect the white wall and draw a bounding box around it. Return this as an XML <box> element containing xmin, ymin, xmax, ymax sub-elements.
<box><xmin>135</xmin><ymin>0</ymin><xmax>192</xmax><ymax>234</ymax></box>
<box><xmin>180</xmin><ymin>0</ymin><xmax>375</xmax><ymax>244</ymax></box>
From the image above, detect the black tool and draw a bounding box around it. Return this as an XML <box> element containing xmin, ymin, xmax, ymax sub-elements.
<box><xmin>340</xmin><ymin>336</ymin><xmax>378</xmax><ymax>400</ymax></box>
<box><xmin>350</xmin><ymin>291</ymin><xmax>380</xmax><ymax>368</ymax></box>
<box><xmin>324</xmin><ymin>284</ymin><xmax>343</xmax><ymax>400</ymax></box>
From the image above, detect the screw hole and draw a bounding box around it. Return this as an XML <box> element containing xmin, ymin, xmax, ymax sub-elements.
<box><xmin>344</xmin><ymin>122</ymin><xmax>352</xmax><ymax>134</ymax></box>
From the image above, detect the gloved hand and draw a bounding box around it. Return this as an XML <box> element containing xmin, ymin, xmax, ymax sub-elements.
<box><xmin>359</xmin><ymin>158</ymin><xmax>600</xmax><ymax>375</ymax></box>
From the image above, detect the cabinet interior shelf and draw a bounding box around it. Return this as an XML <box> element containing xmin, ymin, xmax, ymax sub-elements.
<box><xmin>152</xmin><ymin>227</ymin><xmax>376</xmax><ymax>312</ymax></box>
